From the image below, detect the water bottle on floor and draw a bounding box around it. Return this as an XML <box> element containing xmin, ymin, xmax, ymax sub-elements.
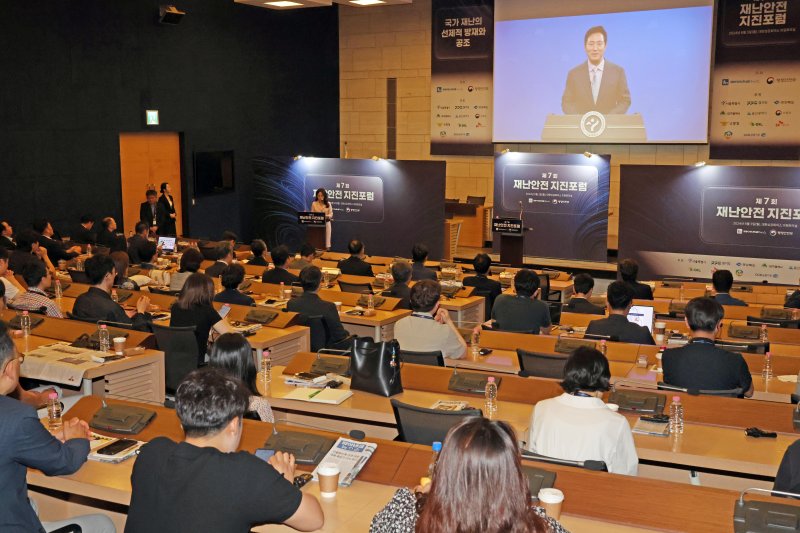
<box><xmin>669</xmin><ymin>396</ymin><xmax>684</xmax><ymax>435</ymax></box>
<box><xmin>47</xmin><ymin>392</ymin><xmax>62</xmax><ymax>432</ymax></box>
<box><xmin>484</xmin><ymin>376</ymin><xmax>498</xmax><ymax>418</ymax></box>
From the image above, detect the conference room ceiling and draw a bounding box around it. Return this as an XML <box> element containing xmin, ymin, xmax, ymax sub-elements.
<box><xmin>235</xmin><ymin>0</ymin><xmax>412</xmax><ymax>9</ymax></box>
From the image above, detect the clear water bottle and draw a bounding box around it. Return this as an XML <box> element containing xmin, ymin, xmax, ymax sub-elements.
<box><xmin>367</xmin><ymin>293</ymin><xmax>375</xmax><ymax>311</ymax></box>
<box><xmin>669</xmin><ymin>396</ymin><xmax>684</xmax><ymax>435</ymax></box>
<box><xmin>98</xmin><ymin>324</ymin><xmax>111</xmax><ymax>353</ymax></box>
<box><xmin>47</xmin><ymin>392</ymin><xmax>63</xmax><ymax>432</ymax></box>
<box><xmin>54</xmin><ymin>278</ymin><xmax>63</xmax><ymax>299</ymax></box>
<box><xmin>760</xmin><ymin>324</ymin><xmax>769</xmax><ymax>343</ymax></box>
<box><xmin>261</xmin><ymin>349</ymin><xmax>272</xmax><ymax>385</ymax></box>
<box><xmin>427</xmin><ymin>441</ymin><xmax>442</xmax><ymax>479</ymax></box>
<box><xmin>599</xmin><ymin>339</ymin><xmax>607</xmax><ymax>356</ymax></box>
<box><xmin>86</xmin><ymin>243</ymin><xmax>92</xmax><ymax>256</ymax></box>
<box><xmin>471</xmin><ymin>330</ymin><xmax>481</xmax><ymax>358</ymax></box>
<box><xmin>20</xmin><ymin>311</ymin><xmax>31</xmax><ymax>337</ymax></box>
<box><xmin>762</xmin><ymin>351</ymin><xmax>773</xmax><ymax>381</ymax></box>
<box><xmin>279</xmin><ymin>281</ymin><xmax>285</xmax><ymax>301</ymax></box>
<box><xmin>484</xmin><ymin>376</ymin><xmax>498</xmax><ymax>418</ymax></box>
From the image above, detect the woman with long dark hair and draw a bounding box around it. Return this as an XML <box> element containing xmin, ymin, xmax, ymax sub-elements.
<box><xmin>370</xmin><ymin>418</ymin><xmax>568</xmax><ymax>533</ymax></box>
<box><xmin>170</xmin><ymin>273</ymin><xmax>232</xmax><ymax>365</ymax></box>
<box><xmin>310</xmin><ymin>188</ymin><xmax>333</xmax><ymax>250</ymax></box>
<box><xmin>158</xmin><ymin>182</ymin><xmax>177</xmax><ymax>236</ymax></box>
<box><xmin>208</xmin><ymin>333</ymin><xmax>274</xmax><ymax>422</ymax></box>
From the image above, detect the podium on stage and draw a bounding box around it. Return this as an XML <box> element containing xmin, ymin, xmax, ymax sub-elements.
<box><xmin>492</xmin><ymin>217</ymin><xmax>525</xmax><ymax>267</ymax></box>
<box><xmin>298</xmin><ymin>212</ymin><xmax>326</xmax><ymax>250</ymax></box>
<box><xmin>541</xmin><ymin>113</ymin><xmax>646</xmax><ymax>142</ymax></box>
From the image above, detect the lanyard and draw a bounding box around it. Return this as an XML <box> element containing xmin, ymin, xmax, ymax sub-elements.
<box><xmin>411</xmin><ymin>313</ymin><xmax>435</xmax><ymax>320</ymax></box>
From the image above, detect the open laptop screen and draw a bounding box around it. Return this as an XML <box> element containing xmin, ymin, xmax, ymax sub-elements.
<box><xmin>627</xmin><ymin>305</ymin><xmax>655</xmax><ymax>333</ymax></box>
<box><xmin>157</xmin><ymin>236</ymin><xmax>176</xmax><ymax>252</ymax></box>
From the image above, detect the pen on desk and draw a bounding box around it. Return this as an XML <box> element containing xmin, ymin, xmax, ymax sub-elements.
<box><xmin>308</xmin><ymin>389</ymin><xmax>322</xmax><ymax>399</ymax></box>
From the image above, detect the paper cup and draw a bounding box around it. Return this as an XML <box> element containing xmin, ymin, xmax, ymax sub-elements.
<box><xmin>538</xmin><ymin>488</ymin><xmax>564</xmax><ymax>519</ymax></box>
<box><xmin>113</xmin><ymin>337</ymin><xmax>127</xmax><ymax>355</ymax></box>
<box><xmin>334</xmin><ymin>301</ymin><xmax>342</xmax><ymax>312</ymax></box>
<box><xmin>606</xmin><ymin>403</ymin><xmax>619</xmax><ymax>412</ymax></box>
<box><xmin>317</xmin><ymin>462</ymin><xmax>340</xmax><ymax>498</ymax></box>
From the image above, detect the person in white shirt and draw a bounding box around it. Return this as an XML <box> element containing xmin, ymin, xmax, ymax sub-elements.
<box><xmin>527</xmin><ymin>346</ymin><xmax>638</xmax><ymax>476</ymax></box>
<box><xmin>393</xmin><ymin>280</ymin><xmax>467</xmax><ymax>360</ymax></box>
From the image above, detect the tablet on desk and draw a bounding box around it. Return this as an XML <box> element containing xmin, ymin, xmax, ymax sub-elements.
<box><xmin>627</xmin><ymin>305</ymin><xmax>655</xmax><ymax>333</ymax></box>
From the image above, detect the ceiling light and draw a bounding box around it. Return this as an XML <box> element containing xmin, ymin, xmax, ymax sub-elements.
<box><xmin>350</xmin><ymin>0</ymin><xmax>386</xmax><ymax>5</ymax></box>
<box><xmin>264</xmin><ymin>1</ymin><xmax>302</xmax><ymax>6</ymax></box>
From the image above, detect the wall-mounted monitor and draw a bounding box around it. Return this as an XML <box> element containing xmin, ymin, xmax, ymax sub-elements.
<box><xmin>194</xmin><ymin>150</ymin><xmax>235</xmax><ymax>196</ymax></box>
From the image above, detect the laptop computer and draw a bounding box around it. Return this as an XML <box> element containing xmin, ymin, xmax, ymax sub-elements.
<box><xmin>157</xmin><ymin>236</ymin><xmax>176</xmax><ymax>253</ymax></box>
<box><xmin>627</xmin><ymin>305</ymin><xmax>655</xmax><ymax>333</ymax></box>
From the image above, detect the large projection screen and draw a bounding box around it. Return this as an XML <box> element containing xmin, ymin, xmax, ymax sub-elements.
<box><xmin>494</xmin><ymin>0</ymin><xmax>713</xmax><ymax>144</ymax></box>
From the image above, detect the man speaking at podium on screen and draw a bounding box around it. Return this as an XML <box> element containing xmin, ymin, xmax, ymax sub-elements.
<box><xmin>561</xmin><ymin>26</ymin><xmax>631</xmax><ymax>115</ymax></box>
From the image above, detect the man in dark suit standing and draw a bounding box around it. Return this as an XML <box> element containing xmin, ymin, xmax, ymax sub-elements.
<box><xmin>563</xmin><ymin>273</ymin><xmax>605</xmax><ymax>315</ymax></box>
<box><xmin>139</xmin><ymin>189</ymin><xmax>166</xmax><ymax>236</ymax></box>
<box><xmin>561</xmin><ymin>26</ymin><xmax>631</xmax><ymax>115</ymax></box>
<box><xmin>586</xmin><ymin>282</ymin><xmax>654</xmax><ymax>344</ymax></box>
<box><xmin>287</xmin><ymin>266</ymin><xmax>350</xmax><ymax>349</ymax></box>
<box><xmin>462</xmin><ymin>253</ymin><xmax>501</xmax><ymax>321</ymax></box>
<box><xmin>337</xmin><ymin>240</ymin><xmax>374</xmax><ymax>277</ymax></box>
<box><xmin>410</xmin><ymin>243</ymin><xmax>437</xmax><ymax>281</ymax></box>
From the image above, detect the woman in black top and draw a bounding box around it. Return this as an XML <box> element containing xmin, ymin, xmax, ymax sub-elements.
<box><xmin>158</xmin><ymin>182</ymin><xmax>177</xmax><ymax>236</ymax></box>
<box><xmin>170</xmin><ymin>273</ymin><xmax>232</xmax><ymax>365</ymax></box>
<box><xmin>110</xmin><ymin>251</ymin><xmax>140</xmax><ymax>291</ymax></box>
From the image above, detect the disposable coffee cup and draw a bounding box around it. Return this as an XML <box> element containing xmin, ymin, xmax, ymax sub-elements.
<box><xmin>334</xmin><ymin>301</ymin><xmax>342</xmax><ymax>312</ymax></box>
<box><xmin>317</xmin><ymin>462</ymin><xmax>340</xmax><ymax>498</ymax></box>
<box><xmin>606</xmin><ymin>403</ymin><xmax>619</xmax><ymax>412</ymax></box>
<box><xmin>283</xmin><ymin>289</ymin><xmax>293</xmax><ymax>300</ymax></box>
<box><xmin>538</xmin><ymin>488</ymin><xmax>564</xmax><ymax>520</ymax></box>
<box><xmin>113</xmin><ymin>337</ymin><xmax>127</xmax><ymax>355</ymax></box>
<box><xmin>654</xmin><ymin>321</ymin><xmax>666</xmax><ymax>337</ymax></box>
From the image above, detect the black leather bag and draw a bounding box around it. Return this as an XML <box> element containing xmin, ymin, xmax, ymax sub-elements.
<box><xmin>350</xmin><ymin>337</ymin><xmax>402</xmax><ymax>397</ymax></box>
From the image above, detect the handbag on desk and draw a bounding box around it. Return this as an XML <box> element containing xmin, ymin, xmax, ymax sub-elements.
<box><xmin>350</xmin><ymin>337</ymin><xmax>402</xmax><ymax>397</ymax></box>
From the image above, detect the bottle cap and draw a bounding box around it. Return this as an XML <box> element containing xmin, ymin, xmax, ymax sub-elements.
<box><xmin>432</xmin><ymin>441</ymin><xmax>442</xmax><ymax>452</ymax></box>
<box><xmin>100</xmin><ymin>324</ymin><xmax>107</xmax><ymax>329</ymax></box>
<box><xmin>673</xmin><ymin>396</ymin><xmax>681</xmax><ymax>402</ymax></box>
<box><xmin>22</xmin><ymin>311</ymin><xmax>28</xmax><ymax>315</ymax></box>
<box><xmin>487</xmin><ymin>376</ymin><xmax>495</xmax><ymax>383</ymax></box>
<box><xmin>48</xmin><ymin>392</ymin><xmax>58</xmax><ymax>399</ymax></box>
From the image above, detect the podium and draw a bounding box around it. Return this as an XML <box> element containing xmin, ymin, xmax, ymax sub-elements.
<box><xmin>298</xmin><ymin>212</ymin><xmax>326</xmax><ymax>250</ymax></box>
<box><xmin>541</xmin><ymin>113</ymin><xmax>646</xmax><ymax>142</ymax></box>
<box><xmin>492</xmin><ymin>217</ymin><xmax>525</xmax><ymax>267</ymax></box>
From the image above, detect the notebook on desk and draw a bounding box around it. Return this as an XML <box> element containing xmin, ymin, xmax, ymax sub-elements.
<box><xmin>282</xmin><ymin>387</ymin><xmax>353</xmax><ymax>405</ymax></box>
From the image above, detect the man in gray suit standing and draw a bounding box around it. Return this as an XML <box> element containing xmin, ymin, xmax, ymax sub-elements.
<box><xmin>561</xmin><ymin>26</ymin><xmax>631</xmax><ymax>115</ymax></box>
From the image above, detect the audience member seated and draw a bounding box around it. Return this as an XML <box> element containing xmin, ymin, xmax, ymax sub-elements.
<box><xmin>208</xmin><ymin>333</ymin><xmax>274</xmax><ymax>422</ymax></box>
<box><xmin>110</xmin><ymin>251</ymin><xmax>140</xmax><ymax>291</ymax></box>
<box><xmin>0</xmin><ymin>322</ymin><xmax>117</xmax><ymax>533</ymax></box>
<box><xmin>287</xmin><ymin>266</ymin><xmax>350</xmax><ymax>349</ymax></box>
<box><xmin>12</xmin><ymin>261</ymin><xmax>63</xmax><ymax>318</ymax></box>
<box><xmin>0</xmin><ymin>220</ymin><xmax>15</xmax><ymax>250</ymax></box>
<box><xmin>96</xmin><ymin>217</ymin><xmax>127</xmax><ymax>252</ymax></box>
<box><xmin>462</xmin><ymin>253</ymin><xmax>502</xmax><ymax>315</ymax></box>
<box><xmin>585</xmin><ymin>282</ymin><xmax>654</xmax><ymax>345</ymax></box>
<box><xmin>215</xmin><ymin>264</ymin><xmax>255</xmax><ymax>306</ymax></box>
<box><xmin>371</xmin><ymin>417</ymin><xmax>567</xmax><ymax>533</ymax></box>
<box><xmin>410</xmin><ymin>243</ymin><xmax>437</xmax><ymax>281</ymax></box>
<box><xmin>72</xmin><ymin>214</ymin><xmax>96</xmax><ymax>245</ymax></box>
<box><xmin>205</xmin><ymin>242</ymin><xmax>234</xmax><ymax>279</ymax></box>
<box><xmin>490</xmin><ymin>269</ymin><xmax>551</xmax><ymax>334</ymax></box>
<box><xmin>170</xmin><ymin>248</ymin><xmax>203</xmax><ymax>292</ymax></box>
<box><xmin>383</xmin><ymin>261</ymin><xmax>412</xmax><ymax>309</ymax></box>
<box><xmin>287</xmin><ymin>243</ymin><xmax>315</xmax><ymax>271</ymax></box>
<box><xmin>662</xmin><ymin>297</ymin><xmax>754</xmax><ymax>397</ymax></box>
<box><xmin>9</xmin><ymin>229</ymin><xmax>54</xmax><ymax>275</ymax></box>
<box><xmin>262</xmin><ymin>245</ymin><xmax>299</xmax><ymax>285</ymax></box>
<box><xmin>72</xmin><ymin>255</ymin><xmax>152</xmax><ymax>330</ymax></box>
<box><xmin>526</xmin><ymin>347</ymin><xmax>638</xmax><ymax>476</ymax></box>
<box><xmin>0</xmin><ymin>247</ymin><xmax>24</xmax><ymax>305</ymax></box>
<box><xmin>33</xmin><ymin>219</ymin><xmax>81</xmax><ymax>262</ymax></box>
<box><xmin>127</xmin><ymin>221</ymin><xmax>152</xmax><ymax>266</ymax></box>
<box><xmin>139</xmin><ymin>188</ymin><xmax>166</xmax><ymax>235</ymax></box>
<box><xmin>247</xmin><ymin>239</ymin><xmax>269</xmax><ymax>267</ymax></box>
<box><xmin>222</xmin><ymin>230</ymin><xmax>239</xmax><ymax>250</ymax></box>
<box><xmin>137</xmin><ymin>241</ymin><xmax>159</xmax><ymax>269</ymax></box>
<box><xmin>170</xmin><ymin>273</ymin><xmax>232</xmax><ymax>365</ymax></box>
<box><xmin>337</xmin><ymin>239</ymin><xmax>374</xmax><ymax>277</ymax></box>
<box><xmin>711</xmin><ymin>269</ymin><xmax>747</xmax><ymax>307</ymax></box>
<box><xmin>774</xmin><ymin>440</ymin><xmax>800</xmax><ymax>495</ymax></box>
<box><xmin>618</xmin><ymin>259</ymin><xmax>653</xmax><ymax>300</ymax></box>
<box><xmin>394</xmin><ymin>280</ymin><xmax>466</xmax><ymax>359</ymax></box>
<box><xmin>563</xmin><ymin>273</ymin><xmax>604</xmax><ymax>315</ymax></box>
<box><xmin>125</xmin><ymin>368</ymin><xmax>323</xmax><ymax>533</ymax></box>
<box><xmin>787</xmin><ymin>283</ymin><xmax>800</xmax><ymax>310</ymax></box>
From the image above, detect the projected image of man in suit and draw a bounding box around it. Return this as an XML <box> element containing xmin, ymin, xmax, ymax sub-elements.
<box><xmin>561</xmin><ymin>26</ymin><xmax>631</xmax><ymax>115</ymax></box>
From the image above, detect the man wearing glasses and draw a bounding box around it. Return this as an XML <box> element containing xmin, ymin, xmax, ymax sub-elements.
<box><xmin>561</xmin><ymin>25</ymin><xmax>631</xmax><ymax>115</ymax></box>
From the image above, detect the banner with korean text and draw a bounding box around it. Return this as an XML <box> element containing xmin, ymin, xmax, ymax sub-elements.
<box><xmin>430</xmin><ymin>0</ymin><xmax>494</xmax><ymax>156</ymax></box>
<box><xmin>619</xmin><ymin>164</ymin><xmax>800</xmax><ymax>283</ymax></box>
<box><xmin>492</xmin><ymin>152</ymin><xmax>610</xmax><ymax>261</ymax></box>
<box><xmin>710</xmin><ymin>0</ymin><xmax>800</xmax><ymax>159</ymax></box>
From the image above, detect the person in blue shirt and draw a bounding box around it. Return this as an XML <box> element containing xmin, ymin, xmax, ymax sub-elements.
<box><xmin>711</xmin><ymin>270</ymin><xmax>748</xmax><ymax>307</ymax></box>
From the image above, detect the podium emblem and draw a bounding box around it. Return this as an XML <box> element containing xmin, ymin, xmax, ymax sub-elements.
<box><xmin>580</xmin><ymin>111</ymin><xmax>606</xmax><ymax>138</ymax></box>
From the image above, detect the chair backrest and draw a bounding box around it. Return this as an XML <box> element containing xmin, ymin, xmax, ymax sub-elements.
<box><xmin>471</xmin><ymin>287</ymin><xmax>495</xmax><ymax>321</ymax></box>
<box><xmin>151</xmin><ymin>323</ymin><xmax>199</xmax><ymax>394</ymax></box>
<box><xmin>390</xmin><ymin>399</ymin><xmax>482</xmax><ymax>445</ymax></box>
<box><xmin>657</xmin><ymin>381</ymin><xmax>743</xmax><ymax>398</ymax></box>
<box><xmin>148</xmin><ymin>286</ymin><xmax>181</xmax><ymax>296</ymax></box>
<box><xmin>537</xmin><ymin>274</ymin><xmax>551</xmax><ymax>300</ymax></box>
<box><xmin>517</xmin><ymin>349</ymin><xmax>568</xmax><ymax>379</ymax></box>
<box><xmin>466</xmin><ymin>195</ymin><xmax>485</xmax><ymax>206</ymax></box>
<box><xmin>521</xmin><ymin>451</ymin><xmax>608</xmax><ymax>472</ymax></box>
<box><xmin>398</xmin><ymin>349</ymin><xmax>444</xmax><ymax>367</ymax></box>
<box><xmin>303</xmin><ymin>314</ymin><xmax>330</xmax><ymax>353</ymax></box>
<box><xmin>338</xmin><ymin>280</ymin><xmax>373</xmax><ymax>294</ymax></box>
<box><xmin>67</xmin><ymin>269</ymin><xmax>91</xmax><ymax>284</ymax></box>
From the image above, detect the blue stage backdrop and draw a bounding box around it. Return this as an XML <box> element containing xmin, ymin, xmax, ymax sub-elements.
<box><xmin>252</xmin><ymin>157</ymin><xmax>446</xmax><ymax>258</ymax></box>
<box><xmin>619</xmin><ymin>165</ymin><xmax>800</xmax><ymax>284</ymax></box>
<box><xmin>492</xmin><ymin>152</ymin><xmax>610</xmax><ymax>261</ymax></box>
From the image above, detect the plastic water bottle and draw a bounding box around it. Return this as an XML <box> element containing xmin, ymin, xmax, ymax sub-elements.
<box><xmin>54</xmin><ymin>278</ymin><xmax>63</xmax><ymax>299</ymax></box>
<box><xmin>669</xmin><ymin>396</ymin><xmax>684</xmax><ymax>435</ymax></box>
<box><xmin>47</xmin><ymin>392</ymin><xmax>62</xmax><ymax>432</ymax></box>
<box><xmin>484</xmin><ymin>376</ymin><xmax>498</xmax><ymax>418</ymax></box>
<box><xmin>279</xmin><ymin>282</ymin><xmax>285</xmax><ymax>300</ymax></box>
<box><xmin>599</xmin><ymin>339</ymin><xmax>607</xmax><ymax>356</ymax></box>
<box><xmin>762</xmin><ymin>351</ymin><xmax>773</xmax><ymax>381</ymax></box>
<box><xmin>760</xmin><ymin>324</ymin><xmax>769</xmax><ymax>343</ymax></box>
<box><xmin>86</xmin><ymin>243</ymin><xmax>92</xmax><ymax>256</ymax></box>
<box><xmin>98</xmin><ymin>324</ymin><xmax>110</xmax><ymax>353</ymax></box>
<box><xmin>261</xmin><ymin>349</ymin><xmax>272</xmax><ymax>385</ymax></box>
<box><xmin>471</xmin><ymin>330</ymin><xmax>481</xmax><ymax>358</ymax></box>
<box><xmin>20</xmin><ymin>311</ymin><xmax>31</xmax><ymax>337</ymax></box>
<box><xmin>427</xmin><ymin>441</ymin><xmax>442</xmax><ymax>479</ymax></box>
<box><xmin>367</xmin><ymin>293</ymin><xmax>375</xmax><ymax>311</ymax></box>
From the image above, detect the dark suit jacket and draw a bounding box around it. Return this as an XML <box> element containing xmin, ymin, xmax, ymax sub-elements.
<box><xmin>248</xmin><ymin>256</ymin><xmax>268</xmax><ymax>267</ymax></box>
<box><xmin>72</xmin><ymin>225</ymin><xmax>96</xmax><ymax>245</ymax></box>
<box><xmin>157</xmin><ymin>194</ymin><xmax>177</xmax><ymax>236</ymax></box>
<box><xmin>0</xmin><ymin>235</ymin><xmax>15</xmax><ymax>250</ymax></box>
<box><xmin>586</xmin><ymin>314</ymin><xmax>654</xmax><ymax>345</ymax></box>
<box><xmin>411</xmin><ymin>262</ymin><xmax>437</xmax><ymax>281</ymax></box>
<box><xmin>214</xmin><ymin>289</ymin><xmax>255</xmax><ymax>306</ymax></box>
<box><xmin>337</xmin><ymin>256</ymin><xmax>374</xmax><ymax>277</ymax></box>
<box><xmin>204</xmin><ymin>261</ymin><xmax>230</xmax><ymax>279</ymax></box>
<box><xmin>97</xmin><ymin>229</ymin><xmax>127</xmax><ymax>252</ymax></box>
<box><xmin>8</xmin><ymin>250</ymin><xmax>42</xmax><ymax>274</ymax></box>
<box><xmin>139</xmin><ymin>201</ymin><xmax>167</xmax><ymax>230</ymax></box>
<box><xmin>0</xmin><ymin>395</ymin><xmax>89</xmax><ymax>532</ymax></box>
<box><xmin>38</xmin><ymin>235</ymin><xmax>78</xmax><ymax>262</ymax></box>
<box><xmin>662</xmin><ymin>339</ymin><xmax>752</xmax><ymax>396</ymax></box>
<box><xmin>72</xmin><ymin>286</ymin><xmax>152</xmax><ymax>330</ymax></box>
<box><xmin>563</xmin><ymin>297</ymin><xmax>605</xmax><ymax>315</ymax></box>
<box><xmin>127</xmin><ymin>234</ymin><xmax>151</xmax><ymax>265</ymax></box>
<box><xmin>261</xmin><ymin>267</ymin><xmax>299</xmax><ymax>285</ymax></box>
<box><xmin>561</xmin><ymin>59</ymin><xmax>631</xmax><ymax>115</ymax></box>
<box><xmin>624</xmin><ymin>281</ymin><xmax>653</xmax><ymax>300</ymax></box>
<box><xmin>714</xmin><ymin>293</ymin><xmax>748</xmax><ymax>307</ymax></box>
<box><xmin>786</xmin><ymin>290</ymin><xmax>800</xmax><ymax>309</ymax></box>
<box><xmin>286</xmin><ymin>292</ymin><xmax>349</xmax><ymax>344</ymax></box>
<box><xmin>463</xmin><ymin>274</ymin><xmax>502</xmax><ymax>320</ymax></box>
<box><xmin>383</xmin><ymin>282</ymin><xmax>411</xmax><ymax>309</ymax></box>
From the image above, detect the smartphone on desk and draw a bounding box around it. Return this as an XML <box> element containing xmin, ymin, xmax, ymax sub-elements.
<box><xmin>96</xmin><ymin>438</ymin><xmax>138</xmax><ymax>456</ymax></box>
<box><xmin>218</xmin><ymin>304</ymin><xmax>231</xmax><ymax>319</ymax></box>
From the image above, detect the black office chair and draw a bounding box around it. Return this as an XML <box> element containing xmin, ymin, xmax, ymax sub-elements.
<box><xmin>303</xmin><ymin>314</ymin><xmax>330</xmax><ymax>353</ymax></box>
<box><xmin>390</xmin><ymin>399</ymin><xmax>482</xmax><ymax>445</ymax></box>
<box><xmin>398</xmin><ymin>349</ymin><xmax>444</xmax><ymax>367</ymax></box>
<box><xmin>151</xmin><ymin>323</ymin><xmax>199</xmax><ymax>395</ymax></box>
<box><xmin>537</xmin><ymin>273</ymin><xmax>560</xmax><ymax>303</ymax></box>
<box><xmin>657</xmin><ymin>381</ymin><xmax>743</xmax><ymax>398</ymax></box>
<box><xmin>471</xmin><ymin>287</ymin><xmax>495</xmax><ymax>321</ymax></box>
<box><xmin>148</xmin><ymin>286</ymin><xmax>181</xmax><ymax>296</ymax></box>
<box><xmin>466</xmin><ymin>195</ymin><xmax>486</xmax><ymax>206</ymax></box>
<box><xmin>521</xmin><ymin>450</ymin><xmax>608</xmax><ymax>472</ymax></box>
<box><xmin>517</xmin><ymin>349</ymin><xmax>568</xmax><ymax>379</ymax></box>
<box><xmin>338</xmin><ymin>280</ymin><xmax>374</xmax><ymax>294</ymax></box>
<box><xmin>67</xmin><ymin>269</ymin><xmax>90</xmax><ymax>284</ymax></box>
